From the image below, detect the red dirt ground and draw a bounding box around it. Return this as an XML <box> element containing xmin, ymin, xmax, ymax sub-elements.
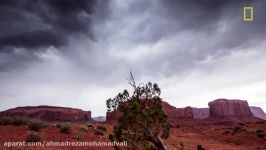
<box><xmin>0</xmin><ymin>121</ymin><xmax>266</xmax><ymax>150</ymax></box>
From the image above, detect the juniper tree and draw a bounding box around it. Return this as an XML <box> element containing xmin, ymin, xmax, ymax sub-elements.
<box><xmin>106</xmin><ymin>72</ymin><xmax>170</xmax><ymax>150</ymax></box>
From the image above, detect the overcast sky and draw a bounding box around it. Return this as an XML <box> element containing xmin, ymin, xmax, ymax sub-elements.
<box><xmin>0</xmin><ymin>0</ymin><xmax>266</xmax><ymax>117</ymax></box>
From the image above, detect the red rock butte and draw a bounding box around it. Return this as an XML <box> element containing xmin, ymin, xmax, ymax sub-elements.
<box><xmin>0</xmin><ymin>99</ymin><xmax>265</xmax><ymax>123</ymax></box>
<box><xmin>0</xmin><ymin>105</ymin><xmax>91</xmax><ymax>122</ymax></box>
<box><xmin>208</xmin><ymin>99</ymin><xmax>253</xmax><ymax>117</ymax></box>
<box><xmin>106</xmin><ymin>99</ymin><xmax>265</xmax><ymax>124</ymax></box>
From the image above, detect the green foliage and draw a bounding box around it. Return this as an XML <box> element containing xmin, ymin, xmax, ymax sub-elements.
<box><xmin>12</xmin><ymin>118</ymin><xmax>25</xmax><ymax>126</ymax></box>
<box><xmin>79</xmin><ymin>127</ymin><xmax>87</xmax><ymax>132</ymax></box>
<box><xmin>27</xmin><ymin>120</ymin><xmax>45</xmax><ymax>131</ymax></box>
<box><xmin>256</xmin><ymin>128</ymin><xmax>265</xmax><ymax>139</ymax></box>
<box><xmin>94</xmin><ymin>130</ymin><xmax>104</xmax><ymax>136</ymax></box>
<box><xmin>0</xmin><ymin>117</ymin><xmax>13</xmax><ymax>125</ymax></box>
<box><xmin>106</xmin><ymin>72</ymin><xmax>170</xmax><ymax>149</ymax></box>
<box><xmin>106</xmin><ymin>90</ymin><xmax>130</xmax><ymax>112</ymax></box>
<box><xmin>60</xmin><ymin>124</ymin><xmax>72</xmax><ymax>134</ymax></box>
<box><xmin>256</xmin><ymin>128</ymin><xmax>264</xmax><ymax>134</ymax></box>
<box><xmin>0</xmin><ymin>117</ymin><xmax>29</xmax><ymax>126</ymax></box>
<box><xmin>94</xmin><ymin>126</ymin><xmax>107</xmax><ymax>136</ymax></box>
<box><xmin>97</xmin><ymin>126</ymin><xmax>107</xmax><ymax>132</ymax></box>
<box><xmin>14</xmin><ymin>117</ymin><xmax>30</xmax><ymax>126</ymax></box>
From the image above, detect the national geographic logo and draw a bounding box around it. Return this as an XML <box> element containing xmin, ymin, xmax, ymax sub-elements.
<box><xmin>243</xmin><ymin>1</ymin><xmax>253</xmax><ymax>21</ymax></box>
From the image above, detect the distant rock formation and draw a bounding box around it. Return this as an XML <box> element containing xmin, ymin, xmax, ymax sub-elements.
<box><xmin>208</xmin><ymin>99</ymin><xmax>253</xmax><ymax>117</ymax></box>
<box><xmin>162</xmin><ymin>102</ymin><xmax>193</xmax><ymax>121</ymax></box>
<box><xmin>250</xmin><ymin>106</ymin><xmax>266</xmax><ymax>120</ymax></box>
<box><xmin>106</xmin><ymin>111</ymin><xmax>122</xmax><ymax>123</ymax></box>
<box><xmin>192</xmin><ymin>108</ymin><xmax>209</xmax><ymax>119</ymax></box>
<box><xmin>0</xmin><ymin>105</ymin><xmax>91</xmax><ymax>122</ymax></box>
<box><xmin>192</xmin><ymin>106</ymin><xmax>266</xmax><ymax>120</ymax></box>
<box><xmin>92</xmin><ymin>116</ymin><xmax>106</xmax><ymax>122</ymax></box>
<box><xmin>105</xmin><ymin>101</ymin><xmax>194</xmax><ymax>123</ymax></box>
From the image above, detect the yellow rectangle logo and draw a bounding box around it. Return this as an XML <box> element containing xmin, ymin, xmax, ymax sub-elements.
<box><xmin>243</xmin><ymin>7</ymin><xmax>253</xmax><ymax>21</ymax></box>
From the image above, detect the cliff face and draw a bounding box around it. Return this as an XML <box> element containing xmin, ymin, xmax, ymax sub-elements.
<box><xmin>192</xmin><ymin>106</ymin><xmax>266</xmax><ymax>120</ymax></box>
<box><xmin>92</xmin><ymin>116</ymin><xmax>106</xmax><ymax>122</ymax></box>
<box><xmin>192</xmin><ymin>108</ymin><xmax>209</xmax><ymax>119</ymax></box>
<box><xmin>105</xmin><ymin>101</ymin><xmax>194</xmax><ymax>123</ymax></box>
<box><xmin>162</xmin><ymin>102</ymin><xmax>193</xmax><ymax>121</ymax></box>
<box><xmin>250</xmin><ymin>106</ymin><xmax>266</xmax><ymax>120</ymax></box>
<box><xmin>0</xmin><ymin>106</ymin><xmax>91</xmax><ymax>122</ymax></box>
<box><xmin>208</xmin><ymin>99</ymin><xmax>253</xmax><ymax>117</ymax></box>
<box><xmin>106</xmin><ymin>111</ymin><xmax>122</xmax><ymax>123</ymax></box>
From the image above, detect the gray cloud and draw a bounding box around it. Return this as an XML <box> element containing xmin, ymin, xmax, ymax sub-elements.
<box><xmin>104</xmin><ymin>0</ymin><xmax>266</xmax><ymax>77</ymax></box>
<box><xmin>0</xmin><ymin>0</ymin><xmax>109</xmax><ymax>71</ymax></box>
<box><xmin>1</xmin><ymin>0</ymin><xmax>266</xmax><ymax>116</ymax></box>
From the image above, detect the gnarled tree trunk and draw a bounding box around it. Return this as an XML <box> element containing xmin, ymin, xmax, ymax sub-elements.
<box><xmin>145</xmin><ymin>126</ymin><xmax>167</xmax><ymax>150</ymax></box>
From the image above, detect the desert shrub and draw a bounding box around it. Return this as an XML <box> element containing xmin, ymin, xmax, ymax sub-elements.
<box><xmin>0</xmin><ymin>118</ymin><xmax>13</xmax><ymax>125</ymax></box>
<box><xmin>60</xmin><ymin>124</ymin><xmax>71</xmax><ymax>134</ymax></box>
<box><xmin>256</xmin><ymin>128</ymin><xmax>265</xmax><ymax>138</ymax></box>
<box><xmin>97</xmin><ymin>126</ymin><xmax>107</xmax><ymax>132</ymax></box>
<box><xmin>238</xmin><ymin>122</ymin><xmax>246</xmax><ymax>126</ymax></box>
<box><xmin>231</xmin><ymin>126</ymin><xmax>242</xmax><ymax>134</ymax></box>
<box><xmin>26</xmin><ymin>132</ymin><xmax>41</xmax><ymax>143</ymax></box>
<box><xmin>256</xmin><ymin>133</ymin><xmax>265</xmax><ymax>138</ymax></box>
<box><xmin>108</xmin><ymin>134</ymin><xmax>113</xmax><ymax>140</ymax></box>
<box><xmin>87</xmin><ymin>124</ymin><xmax>94</xmax><ymax>128</ymax></box>
<box><xmin>76</xmin><ymin>134</ymin><xmax>83</xmax><ymax>141</ymax></box>
<box><xmin>79</xmin><ymin>127</ymin><xmax>87</xmax><ymax>132</ymax></box>
<box><xmin>56</xmin><ymin>124</ymin><xmax>61</xmax><ymax>128</ymax></box>
<box><xmin>12</xmin><ymin>118</ymin><xmax>24</xmax><ymax>126</ymax></box>
<box><xmin>224</xmin><ymin>130</ymin><xmax>231</xmax><ymax>134</ymax></box>
<box><xmin>197</xmin><ymin>145</ymin><xmax>206</xmax><ymax>150</ymax></box>
<box><xmin>94</xmin><ymin>130</ymin><xmax>104</xmax><ymax>136</ymax></box>
<box><xmin>256</xmin><ymin>128</ymin><xmax>264</xmax><ymax>134</ymax></box>
<box><xmin>12</xmin><ymin>118</ymin><xmax>29</xmax><ymax>126</ymax></box>
<box><xmin>27</xmin><ymin>120</ymin><xmax>44</xmax><ymax>131</ymax></box>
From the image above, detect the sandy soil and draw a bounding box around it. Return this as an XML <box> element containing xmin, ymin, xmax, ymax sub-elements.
<box><xmin>0</xmin><ymin>121</ymin><xmax>266</xmax><ymax>150</ymax></box>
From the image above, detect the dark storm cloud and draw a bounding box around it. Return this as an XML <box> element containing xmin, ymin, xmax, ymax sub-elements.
<box><xmin>1</xmin><ymin>0</ymin><xmax>266</xmax><ymax>115</ymax></box>
<box><xmin>0</xmin><ymin>0</ymin><xmax>100</xmax><ymax>51</ymax></box>
<box><xmin>0</xmin><ymin>30</ymin><xmax>65</xmax><ymax>50</ymax></box>
<box><xmin>0</xmin><ymin>0</ymin><xmax>109</xmax><ymax>71</ymax></box>
<box><xmin>1</xmin><ymin>0</ymin><xmax>266</xmax><ymax>74</ymax></box>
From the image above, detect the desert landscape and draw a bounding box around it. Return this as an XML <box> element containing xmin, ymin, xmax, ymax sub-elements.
<box><xmin>1</xmin><ymin>0</ymin><xmax>266</xmax><ymax>150</ymax></box>
<box><xmin>1</xmin><ymin>99</ymin><xmax>266</xmax><ymax>150</ymax></box>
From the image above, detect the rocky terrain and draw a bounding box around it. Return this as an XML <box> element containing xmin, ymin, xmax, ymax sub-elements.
<box><xmin>162</xmin><ymin>102</ymin><xmax>193</xmax><ymax>119</ymax></box>
<box><xmin>208</xmin><ymin>99</ymin><xmax>253</xmax><ymax>117</ymax></box>
<box><xmin>205</xmin><ymin>99</ymin><xmax>262</xmax><ymax>122</ymax></box>
<box><xmin>105</xmin><ymin>99</ymin><xmax>265</xmax><ymax>124</ymax></box>
<box><xmin>250</xmin><ymin>106</ymin><xmax>266</xmax><ymax>120</ymax></box>
<box><xmin>92</xmin><ymin>116</ymin><xmax>106</xmax><ymax>122</ymax></box>
<box><xmin>106</xmin><ymin>110</ymin><xmax>122</xmax><ymax>123</ymax></box>
<box><xmin>192</xmin><ymin>106</ymin><xmax>266</xmax><ymax>120</ymax></box>
<box><xmin>192</xmin><ymin>108</ymin><xmax>209</xmax><ymax>119</ymax></box>
<box><xmin>106</xmin><ymin>101</ymin><xmax>194</xmax><ymax>123</ymax></box>
<box><xmin>0</xmin><ymin>106</ymin><xmax>92</xmax><ymax>122</ymax></box>
<box><xmin>0</xmin><ymin>99</ymin><xmax>266</xmax><ymax>149</ymax></box>
<box><xmin>0</xmin><ymin>118</ymin><xmax>265</xmax><ymax>150</ymax></box>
